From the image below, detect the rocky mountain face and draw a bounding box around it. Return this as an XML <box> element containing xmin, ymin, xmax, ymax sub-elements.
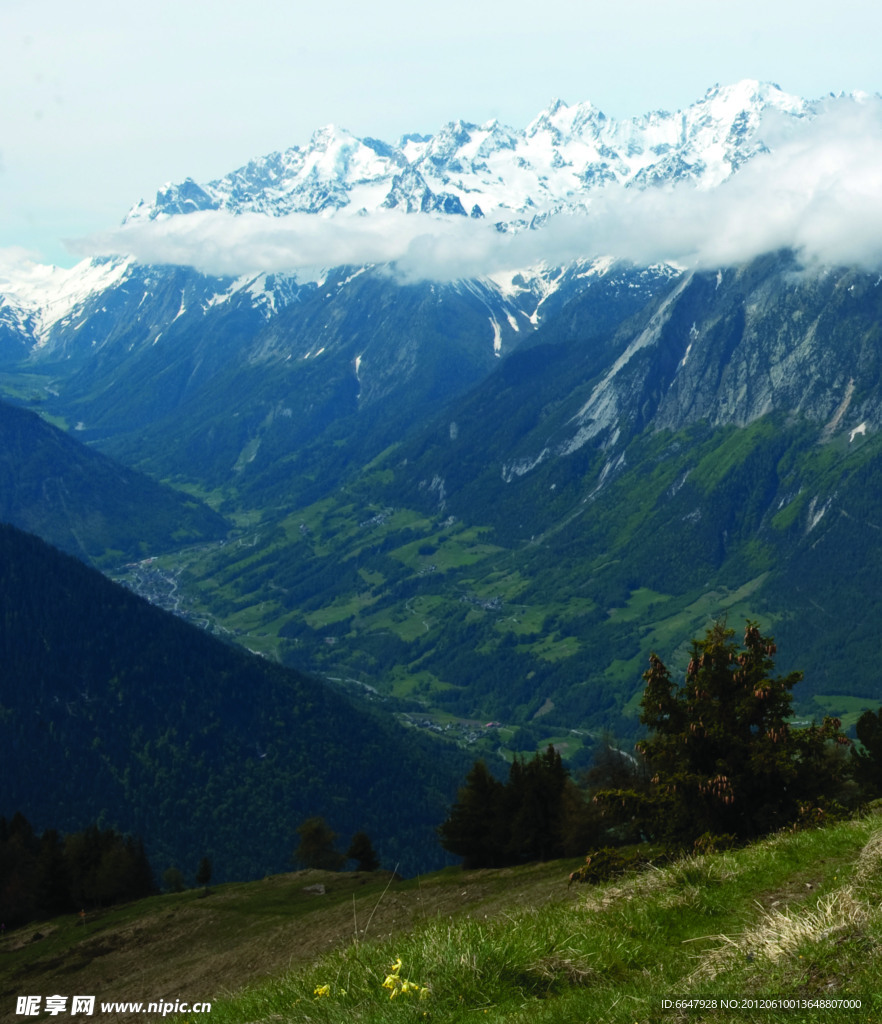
<box><xmin>369</xmin><ymin>250</ymin><xmax>882</xmax><ymax>721</ymax></box>
<box><xmin>0</xmin><ymin>252</ymin><xmax>674</xmax><ymax>512</ymax></box>
<box><xmin>478</xmin><ymin>253</ymin><xmax>882</xmax><ymax>483</ymax></box>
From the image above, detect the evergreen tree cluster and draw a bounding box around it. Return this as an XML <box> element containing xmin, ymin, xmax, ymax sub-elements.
<box><xmin>0</xmin><ymin>522</ymin><xmax>472</xmax><ymax>881</ymax></box>
<box><xmin>438</xmin><ymin>746</ymin><xmax>592</xmax><ymax>868</ymax></box>
<box><xmin>440</xmin><ymin>622</ymin><xmax>882</xmax><ymax>877</ymax></box>
<box><xmin>0</xmin><ymin>813</ymin><xmax>154</xmax><ymax>929</ymax></box>
<box><xmin>589</xmin><ymin>621</ymin><xmax>863</xmax><ymax>858</ymax></box>
<box><xmin>0</xmin><ymin>397</ymin><xmax>228</xmax><ymax>567</ymax></box>
<box><xmin>292</xmin><ymin>817</ymin><xmax>381</xmax><ymax>873</ymax></box>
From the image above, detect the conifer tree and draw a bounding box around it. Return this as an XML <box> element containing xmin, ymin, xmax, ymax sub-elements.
<box><xmin>292</xmin><ymin>816</ymin><xmax>345</xmax><ymax>871</ymax></box>
<box><xmin>852</xmin><ymin>707</ymin><xmax>882</xmax><ymax>798</ymax></box>
<box><xmin>597</xmin><ymin>620</ymin><xmax>850</xmax><ymax>845</ymax></box>
<box><xmin>0</xmin><ymin>813</ymin><xmax>38</xmax><ymax>926</ymax></box>
<box><xmin>583</xmin><ymin>732</ymin><xmax>645</xmax><ymax>793</ymax></box>
<box><xmin>196</xmin><ymin>856</ymin><xmax>213</xmax><ymax>887</ymax></box>
<box><xmin>437</xmin><ymin>760</ymin><xmax>506</xmax><ymax>868</ymax></box>
<box><xmin>507</xmin><ymin>745</ymin><xmax>570</xmax><ymax>863</ymax></box>
<box><xmin>345</xmin><ymin>831</ymin><xmax>380</xmax><ymax>872</ymax></box>
<box><xmin>439</xmin><ymin>747</ymin><xmax>589</xmax><ymax>867</ymax></box>
<box><xmin>33</xmin><ymin>829</ymin><xmax>72</xmax><ymax>918</ymax></box>
<box><xmin>163</xmin><ymin>866</ymin><xmax>186</xmax><ymax>893</ymax></box>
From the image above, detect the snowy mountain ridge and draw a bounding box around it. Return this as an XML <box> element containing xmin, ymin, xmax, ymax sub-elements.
<box><xmin>0</xmin><ymin>80</ymin><xmax>852</xmax><ymax>353</ymax></box>
<box><xmin>7</xmin><ymin>83</ymin><xmax>882</xmax><ymax>778</ymax></box>
<box><xmin>124</xmin><ymin>80</ymin><xmax>808</xmax><ymax>229</ymax></box>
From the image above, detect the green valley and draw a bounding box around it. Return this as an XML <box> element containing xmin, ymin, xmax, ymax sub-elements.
<box><xmin>110</xmin><ymin>400</ymin><xmax>882</xmax><ymax>751</ymax></box>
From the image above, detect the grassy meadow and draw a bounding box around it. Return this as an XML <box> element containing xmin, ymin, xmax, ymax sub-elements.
<box><xmin>5</xmin><ymin>812</ymin><xmax>882</xmax><ymax>1023</ymax></box>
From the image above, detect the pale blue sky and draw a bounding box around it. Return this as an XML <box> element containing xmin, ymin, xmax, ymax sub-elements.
<box><xmin>3</xmin><ymin>0</ymin><xmax>881</xmax><ymax>266</ymax></box>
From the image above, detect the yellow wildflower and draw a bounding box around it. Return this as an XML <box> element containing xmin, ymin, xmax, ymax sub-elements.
<box><xmin>381</xmin><ymin>956</ymin><xmax>426</xmax><ymax>999</ymax></box>
<box><xmin>313</xmin><ymin>984</ymin><xmax>331</xmax><ymax>998</ymax></box>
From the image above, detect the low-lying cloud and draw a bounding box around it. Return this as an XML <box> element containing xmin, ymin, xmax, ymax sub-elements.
<box><xmin>74</xmin><ymin>95</ymin><xmax>882</xmax><ymax>282</ymax></box>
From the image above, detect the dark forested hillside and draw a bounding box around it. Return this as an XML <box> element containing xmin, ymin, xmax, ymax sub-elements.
<box><xmin>0</xmin><ymin>397</ymin><xmax>228</xmax><ymax>566</ymax></box>
<box><xmin>0</xmin><ymin>523</ymin><xmax>471</xmax><ymax>880</ymax></box>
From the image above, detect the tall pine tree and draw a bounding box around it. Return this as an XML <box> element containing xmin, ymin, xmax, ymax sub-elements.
<box><xmin>437</xmin><ymin>760</ymin><xmax>506</xmax><ymax>868</ymax></box>
<box><xmin>597</xmin><ymin>620</ymin><xmax>850</xmax><ymax>845</ymax></box>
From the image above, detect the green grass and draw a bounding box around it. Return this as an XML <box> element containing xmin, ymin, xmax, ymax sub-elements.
<box><xmin>389</xmin><ymin>526</ymin><xmax>502</xmax><ymax>573</ymax></box>
<box><xmin>771</xmin><ymin>494</ymin><xmax>806</xmax><ymax>532</ymax></box>
<box><xmin>613</xmin><ymin>574</ymin><xmax>772</xmax><ymax>681</ymax></box>
<box><xmin>363</xmin><ymin>596</ymin><xmax>448</xmax><ymax>642</ymax></box>
<box><xmin>388</xmin><ymin>668</ymin><xmax>456</xmax><ymax>698</ymax></box>
<box><xmin>6</xmin><ymin>815</ymin><xmax>882</xmax><ymax>1023</ymax></box>
<box><xmin>517</xmin><ymin>632</ymin><xmax>581</xmax><ymax>662</ymax></box>
<box><xmin>0</xmin><ymin>370</ymin><xmax>60</xmax><ymax>403</ymax></box>
<box><xmin>185</xmin><ymin>812</ymin><xmax>882</xmax><ymax>1024</ymax></box>
<box><xmin>465</xmin><ymin>569</ymin><xmax>531</xmax><ymax>603</ymax></box>
<box><xmin>690</xmin><ymin>419</ymin><xmax>780</xmax><ymax>492</ymax></box>
<box><xmin>495</xmin><ymin>605</ymin><xmax>546</xmax><ymax>635</ymax></box>
<box><xmin>305</xmin><ymin>591</ymin><xmax>381</xmax><ymax>629</ymax></box>
<box><xmin>605</xmin><ymin>654</ymin><xmax>645</xmax><ymax>686</ymax></box>
<box><xmin>607</xmin><ymin>587</ymin><xmax>674</xmax><ymax>622</ymax></box>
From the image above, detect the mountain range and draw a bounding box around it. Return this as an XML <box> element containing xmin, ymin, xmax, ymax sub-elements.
<box><xmin>2</xmin><ymin>79</ymin><xmax>882</xmax><ymax>869</ymax></box>
<box><xmin>123</xmin><ymin>80</ymin><xmax>805</xmax><ymax>226</ymax></box>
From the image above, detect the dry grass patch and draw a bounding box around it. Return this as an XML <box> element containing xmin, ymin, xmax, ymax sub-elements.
<box><xmin>685</xmin><ymin>826</ymin><xmax>882</xmax><ymax>984</ymax></box>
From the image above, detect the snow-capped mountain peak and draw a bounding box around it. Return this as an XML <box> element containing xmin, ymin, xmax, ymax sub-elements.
<box><xmin>0</xmin><ymin>81</ymin><xmax>855</xmax><ymax>358</ymax></box>
<box><xmin>122</xmin><ymin>79</ymin><xmax>810</xmax><ymax>229</ymax></box>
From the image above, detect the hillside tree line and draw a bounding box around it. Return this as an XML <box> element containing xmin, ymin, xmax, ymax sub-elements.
<box><xmin>440</xmin><ymin>621</ymin><xmax>882</xmax><ymax>871</ymax></box>
<box><xmin>0</xmin><ymin>814</ymin><xmax>155</xmax><ymax>928</ymax></box>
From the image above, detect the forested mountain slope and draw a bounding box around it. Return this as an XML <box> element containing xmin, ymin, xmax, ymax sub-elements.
<box><xmin>0</xmin><ymin>523</ymin><xmax>471</xmax><ymax>879</ymax></box>
<box><xmin>0</xmin><ymin>397</ymin><xmax>228</xmax><ymax>566</ymax></box>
